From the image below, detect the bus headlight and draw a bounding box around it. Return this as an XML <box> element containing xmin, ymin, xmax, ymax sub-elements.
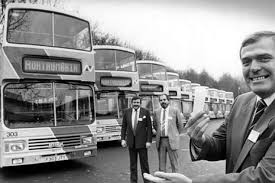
<box><xmin>5</xmin><ymin>141</ymin><xmax>26</xmax><ymax>152</ymax></box>
<box><xmin>96</xmin><ymin>127</ymin><xmax>104</xmax><ymax>133</ymax></box>
<box><xmin>82</xmin><ymin>136</ymin><xmax>93</xmax><ymax>145</ymax></box>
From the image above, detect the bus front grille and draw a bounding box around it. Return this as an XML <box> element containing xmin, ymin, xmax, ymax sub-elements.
<box><xmin>28</xmin><ymin>135</ymin><xmax>81</xmax><ymax>150</ymax></box>
<box><xmin>105</xmin><ymin>125</ymin><xmax>121</xmax><ymax>133</ymax></box>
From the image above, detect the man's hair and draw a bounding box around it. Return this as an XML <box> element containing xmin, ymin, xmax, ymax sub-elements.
<box><xmin>132</xmin><ymin>96</ymin><xmax>141</xmax><ymax>102</ymax></box>
<box><xmin>240</xmin><ymin>31</ymin><xmax>275</xmax><ymax>58</ymax></box>
<box><xmin>159</xmin><ymin>94</ymin><xmax>170</xmax><ymax>101</ymax></box>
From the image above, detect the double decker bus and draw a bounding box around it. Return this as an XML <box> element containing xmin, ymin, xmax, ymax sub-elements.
<box><xmin>94</xmin><ymin>45</ymin><xmax>138</xmax><ymax>142</ymax></box>
<box><xmin>225</xmin><ymin>91</ymin><xmax>234</xmax><ymax>118</ymax></box>
<box><xmin>0</xmin><ymin>3</ymin><xmax>97</xmax><ymax>167</ymax></box>
<box><xmin>217</xmin><ymin>90</ymin><xmax>226</xmax><ymax>118</ymax></box>
<box><xmin>179</xmin><ymin>79</ymin><xmax>193</xmax><ymax>121</ymax></box>
<box><xmin>191</xmin><ymin>83</ymin><xmax>201</xmax><ymax>100</ymax></box>
<box><xmin>137</xmin><ymin>60</ymin><xmax>168</xmax><ymax>122</ymax></box>
<box><xmin>167</xmin><ymin>72</ymin><xmax>182</xmax><ymax>114</ymax></box>
<box><xmin>200</xmin><ymin>86</ymin><xmax>210</xmax><ymax>115</ymax></box>
<box><xmin>208</xmin><ymin>88</ymin><xmax>219</xmax><ymax>119</ymax></box>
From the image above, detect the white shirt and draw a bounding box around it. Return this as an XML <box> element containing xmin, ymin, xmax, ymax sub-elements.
<box><xmin>132</xmin><ymin>108</ymin><xmax>140</xmax><ymax>130</ymax></box>
<box><xmin>160</xmin><ymin>106</ymin><xmax>170</xmax><ymax>136</ymax></box>
<box><xmin>257</xmin><ymin>92</ymin><xmax>275</xmax><ymax>107</ymax></box>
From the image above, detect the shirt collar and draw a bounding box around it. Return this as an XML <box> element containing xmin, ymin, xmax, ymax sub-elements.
<box><xmin>162</xmin><ymin>105</ymin><xmax>169</xmax><ymax>112</ymax></box>
<box><xmin>132</xmin><ymin>107</ymin><xmax>140</xmax><ymax>112</ymax></box>
<box><xmin>257</xmin><ymin>92</ymin><xmax>275</xmax><ymax>107</ymax></box>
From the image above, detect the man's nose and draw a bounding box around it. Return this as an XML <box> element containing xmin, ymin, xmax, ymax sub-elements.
<box><xmin>250</xmin><ymin>60</ymin><xmax>261</xmax><ymax>72</ymax></box>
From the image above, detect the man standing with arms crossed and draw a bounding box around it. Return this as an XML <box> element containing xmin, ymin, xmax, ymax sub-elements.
<box><xmin>121</xmin><ymin>96</ymin><xmax>153</xmax><ymax>183</ymax></box>
<box><xmin>145</xmin><ymin>31</ymin><xmax>275</xmax><ymax>183</ymax></box>
<box><xmin>153</xmin><ymin>94</ymin><xmax>184</xmax><ymax>173</ymax></box>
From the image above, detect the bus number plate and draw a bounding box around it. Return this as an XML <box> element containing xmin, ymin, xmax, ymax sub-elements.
<box><xmin>43</xmin><ymin>154</ymin><xmax>68</xmax><ymax>162</ymax></box>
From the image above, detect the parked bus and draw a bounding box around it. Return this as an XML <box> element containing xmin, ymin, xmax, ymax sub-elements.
<box><xmin>200</xmin><ymin>86</ymin><xmax>210</xmax><ymax>115</ymax></box>
<box><xmin>94</xmin><ymin>45</ymin><xmax>139</xmax><ymax>142</ymax></box>
<box><xmin>191</xmin><ymin>83</ymin><xmax>201</xmax><ymax>100</ymax></box>
<box><xmin>208</xmin><ymin>88</ymin><xmax>219</xmax><ymax>119</ymax></box>
<box><xmin>0</xmin><ymin>3</ymin><xmax>97</xmax><ymax>167</ymax></box>
<box><xmin>225</xmin><ymin>91</ymin><xmax>234</xmax><ymax>118</ymax></box>
<box><xmin>179</xmin><ymin>79</ymin><xmax>193</xmax><ymax>121</ymax></box>
<box><xmin>217</xmin><ymin>90</ymin><xmax>226</xmax><ymax>118</ymax></box>
<box><xmin>136</xmin><ymin>60</ymin><xmax>168</xmax><ymax>120</ymax></box>
<box><xmin>167</xmin><ymin>72</ymin><xmax>182</xmax><ymax>113</ymax></box>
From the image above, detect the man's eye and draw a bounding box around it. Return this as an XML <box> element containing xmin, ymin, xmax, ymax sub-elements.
<box><xmin>258</xmin><ymin>57</ymin><xmax>271</xmax><ymax>62</ymax></box>
<box><xmin>241</xmin><ymin>58</ymin><xmax>251</xmax><ymax>66</ymax></box>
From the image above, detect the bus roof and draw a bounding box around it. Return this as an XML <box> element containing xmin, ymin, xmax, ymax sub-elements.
<box><xmin>6</xmin><ymin>3</ymin><xmax>89</xmax><ymax>22</ymax></box>
<box><xmin>93</xmin><ymin>45</ymin><xmax>135</xmax><ymax>54</ymax></box>
<box><xmin>200</xmin><ymin>85</ymin><xmax>209</xmax><ymax>89</ymax></box>
<box><xmin>167</xmin><ymin>72</ymin><xmax>179</xmax><ymax>77</ymax></box>
<box><xmin>179</xmin><ymin>79</ymin><xmax>191</xmax><ymax>83</ymax></box>
<box><xmin>209</xmin><ymin>88</ymin><xmax>218</xmax><ymax>91</ymax></box>
<box><xmin>191</xmin><ymin>83</ymin><xmax>200</xmax><ymax>87</ymax></box>
<box><xmin>136</xmin><ymin>60</ymin><xmax>168</xmax><ymax>67</ymax></box>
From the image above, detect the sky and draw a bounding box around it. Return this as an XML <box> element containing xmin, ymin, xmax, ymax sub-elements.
<box><xmin>66</xmin><ymin>0</ymin><xmax>275</xmax><ymax>80</ymax></box>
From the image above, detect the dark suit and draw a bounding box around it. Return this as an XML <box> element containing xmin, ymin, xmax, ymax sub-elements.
<box><xmin>190</xmin><ymin>92</ymin><xmax>275</xmax><ymax>183</ymax></box>
<box><xmin>121</xmin><ymin>107</ymin><xmax>152</xmax><ymax>183</ymax></box>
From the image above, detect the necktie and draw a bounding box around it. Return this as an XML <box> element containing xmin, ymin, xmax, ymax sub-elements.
<box><xmin>161</xmin><ymin>109</ymin><xmax>166</xmax><ymax>136</ymax></box>
<box><xmin>243</xmin><ymin>99</ymin><xmax>267</xmax><ymax>144</ymax></box>
<box><xmin>250</xmin><ymin>99</ymin><xmax>267</xmax><ymax>128</ymax></box>
<box><xmin>133</xmin><ymin>109</ymin><xmax>138</xmax><ymax>135</ymax></box>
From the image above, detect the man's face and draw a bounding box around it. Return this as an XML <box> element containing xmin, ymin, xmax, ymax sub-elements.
<box><xmin>241</xmin><ymin>37</ymin><xmax>275</xmax><ymax>98</ymax></box>
<box><xmin>159</xmin><ymin>95</ymin><xmax>169</xmax><ymax>109</ymax></box>
<box><xmin>132</xmin><ymin>99</ymin><xmax>141</xmax><ymax>110</ymax></box>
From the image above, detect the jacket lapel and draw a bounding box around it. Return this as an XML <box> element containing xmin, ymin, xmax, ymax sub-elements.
<box><xmin>231</xmin><ymin>96</ymin><xmax>256</xmax><ymax>163</ymax></box>
<box><xmin>233</xmin><ymin>97</ymin><xmax>275</xmax><ymax>172</ymax></box>
<box><xmin>129</xmin><ymin>109</ymin><xmax>134</xmax><ymax>132</ymax></box>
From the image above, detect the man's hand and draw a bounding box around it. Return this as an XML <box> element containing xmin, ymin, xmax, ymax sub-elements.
<box><xmin>146</xmin><ymin>142</ymin><xmax>151</xmax><ymax>148</ymax></box>
<box><xmin>121</xmin><ymin>140</ymin><xmax>127</xmax><ymax>147</ymax></box>
<box><xmin>144</xmin><ymin>171</ymin><xmax>192</xmax><ymax>183</ymax></box>
<box><xmin>185</xmin><ymin>111</ymin><xmax>210</xmax><ymax>147</ymax></box>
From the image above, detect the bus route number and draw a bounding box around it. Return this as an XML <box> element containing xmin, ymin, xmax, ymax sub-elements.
<box><xmin>7</xmin><ymin>132</ymin><xmax>18</xmax><ymax>137</ymax></box>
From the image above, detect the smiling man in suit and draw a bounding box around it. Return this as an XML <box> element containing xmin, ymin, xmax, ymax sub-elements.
<box><xmin>121</xmin><ymin>96</ymin><xmax>153</xmax><ymax>183</ymax></box>
<box><xmin>153</xmin><ymin>94</ymin><xmax>184</xmax><ymax>173</ymax></box>
<box><xmin>145</xmin><ymin>31</ymin><xmax>275</xmax><ymax>183</ymax></box>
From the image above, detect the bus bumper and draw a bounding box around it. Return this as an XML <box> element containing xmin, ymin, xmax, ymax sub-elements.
<box><xmin>1</xmin><ymin>147</ymin><xmax>97</xmax><ymax>167</ymax></box>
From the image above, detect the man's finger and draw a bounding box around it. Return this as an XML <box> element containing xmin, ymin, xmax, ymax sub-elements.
<box><xmin>186</xmin><ymin>114</ymin><xmax>209</xmax><ymax>136</ymax></box>
<box><xmin>190</xmin><ymin>117</ymin><xmax>210</xmax><ymax>138</ymax></box>
<box><xmin>185</xmin><ymin>111</ymin><xmax>205</xmax><ymax>128</ymax></box>
<box><xmin>154</xmin><ymin>171</ymin><xmax>178</xmax><ymax>180</ymax></box>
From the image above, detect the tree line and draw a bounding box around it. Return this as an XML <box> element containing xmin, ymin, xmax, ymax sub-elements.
<box><xmin>92</xmin><ymin>24</ymin><xmax>250</xmax><ymax>98</ymax></box>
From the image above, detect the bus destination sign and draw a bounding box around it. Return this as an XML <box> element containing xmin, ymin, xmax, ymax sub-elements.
<box><xmin>23</xmin><ymin>57</ymin><xmax>82</xmax><ymax>75</ymax></box>
<box><xmin>140</xmin><ymin>84</ymin><xmax>163</xmax><ymax>92</ymax></box>
<box><xmin>100</xmin><ymin>77</ymin><xmax>132</xmax><ymax>87</ymax></box>
<box><xmin>169</xmin><ymin>91</ymin><xmax>177</xmax><ymax>96</ymax></box>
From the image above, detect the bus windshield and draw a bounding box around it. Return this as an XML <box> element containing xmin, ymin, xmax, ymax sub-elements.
<box><xmin>170</xmin><ymin>100</ymin><xmax>182</xmax><ymax>111</ymax></box>
<box><xmin>95</xmin><ymin>49</ymin><xmax>136</xmax><ymax>71</ymax></box>
<box><xmin>96</xmin><ymin>92</ymin><xmax>118</xmax><ymax>119</ymax></box>
<box><xmin>118</xmin><ymin>93</ymin><xmax>135</xmax><ymax>118</ymax></box>
<box><xmin>4</xmin><ymin>82</ymin><xmax>94</xmax><ymax>128</ymax></box>
<box><xmin>168</xmin><ymin>75</ymin><xmax>179</xmax><ymax>87</ymax></box>
<box><xmin>138</xmin><ymin>63</ymin><xmax>167</xmax><ymax>81</ymax></box>
<box><xmin>7</xmin><ymin>9</ymin><xmax>91</xmax><ymax>51</ymax></box>
<box><xmin>141</xmin><ymin>96</ymin><xmax>153</xmax><ymax>115</ymax></box>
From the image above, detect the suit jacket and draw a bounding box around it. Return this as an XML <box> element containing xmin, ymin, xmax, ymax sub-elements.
<box><xmin>191</xmin><ymin>92</ymin><xmax>275</xmax><ymax>183</ymax></box>
<box><xmin>121</xmin><ymin>107</ymin><xmax>152</xmax><ymax>149</ymax></box>
<box><xmin>153</xmin><ymin>106</ymin><xmax>184</xmax><ymax>150</ymax></box>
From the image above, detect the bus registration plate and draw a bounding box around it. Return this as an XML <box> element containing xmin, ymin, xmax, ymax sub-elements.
<box><xmin>43</xmin><ymin>154</ymin><xmax>68</xmax><ymax>162</ymax></box>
